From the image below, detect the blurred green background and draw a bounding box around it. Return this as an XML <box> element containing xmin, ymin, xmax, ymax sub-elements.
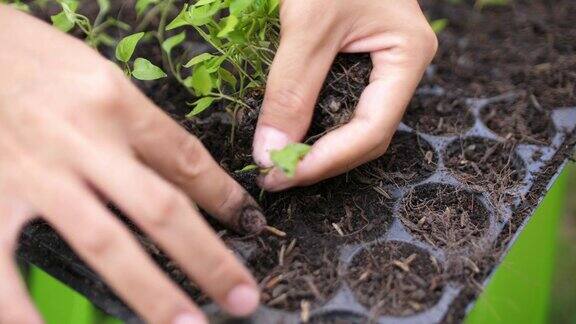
<box><xmin>550</xmin><ymin>165</ymin><xmax>576</xmax><ymax>324</ymax></box>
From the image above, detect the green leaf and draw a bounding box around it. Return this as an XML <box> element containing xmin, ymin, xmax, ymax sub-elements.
<box><xmin>268</xmin><ymin>0</ymin><xmax>279</xmax><ymax>14</ymax></box>
<box><xmin>115</xmin><ymin>32</ymin><xmax>145</xmax><ymax>63</ymax></box>
<box><xmin>61</xmin><ymin>2</ymin><xmax>77</xmax><ymax>22</ymax></box>
<box><xmin>51</xmin><ymin>11</ymin><xmax>75</xmax><ymax>32</ymax></box>
<box><xmin>184</xmin><ymin>53</ymin><xmax>216</xmax><ymax>67</ymax></box>
<box><xmin>235</xmin><ymin>164</ymin><xmax>258</xmax><ymax>173</ymax></box>
<box><xmin>188</xmin><ymin>3</ymin><xmax>221</xmax><ymax>26</ymax></box>
<box><xmin>430</xmin><ymin>18</ymin><xmax>448</xmax><ymax>34</ymax></box>
<box><xmin>166</xmin><ymin>4</ymin><xmax>191</xmax><ymax>30</ymax></box>
<box><xmin>205</xmin><ymin>55</ymin><xmax>227</xmax><ymax>73</ymax></box>
<box><xmin>190</xmin><ymin>65</ymin><xmax>213</xmax><ymax>96</ymax></box>
<box><xmin>217</xmin><ymin>15</ymin><xmax>239</xmax><ymax>38</ymax></box>
<box><xmin>218</xmin><ymin>68</ymin><xmax>237</xmax><ymax>88</ymax></box>
<box><xmin>230</xmin><ymin>0</ymin><xmax>253</xmax><ymax>14</ymax></box>
<box><xmin>194</xmin><ymin>0</ymin><xmax>217</xmax><ymax>6</ymax></box>
<box><xmin>162</xmin><ymin>31</ymin><xmax>186</xmax><ymax>55</ymax></box>
<box><xmin>132</xmin><ymin>58</ymin><xmax>167</xmax><ymax>80</ymax></box>
<box><xmin>270</xmin><ymin>143</ymin><xmax>312</xmax><ymax>178</ymax></box>
<box><xmin>50</xmin><ymin>1</ymin><xmax>78</xmax><ymax>32</ymax></box>
<box><xmin>187</xmin><ymin>97</ymin><xmax>216</xmax><ymax>118</ymax></box>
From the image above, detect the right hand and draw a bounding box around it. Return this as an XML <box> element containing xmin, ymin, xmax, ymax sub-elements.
<box><xmin>0</xmin><ymin>5</ymin><xmax>264</xmax><ymax>323</ymax></box>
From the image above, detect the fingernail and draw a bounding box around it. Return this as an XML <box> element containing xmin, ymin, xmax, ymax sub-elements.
<box><xmin>173</xmin><ymin>313</ymin><xmax>207</xmax><ymax>324</ymax></box>
<box><xmin>226</xmin><ymin>284</ymin><xmax>260</xmax><ymax>317</ymax></box>
<box><xmin>253</xmin><ymin>125</ymin><xmax>291</xmax><ymax>167</ymax></box>
<box><xmin>240</xmin><ymin>206</ymin><xmax>267</xmax><ymax>234</ymax></box>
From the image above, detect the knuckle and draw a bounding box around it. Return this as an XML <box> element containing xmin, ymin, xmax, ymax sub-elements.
<box><xmin>174</xmin><ymin>136</ymin><xmax>207</xmax><ymax>181</ymax></box>
<box><xmin>419</xmin><ymin>26</ymin><xmax>439</xmax><ymax>61</ymax></box>
<box><xmin>147</xmin><ymin>189</ymin><xmax>189</xmax><ymax>227</ymax></box>
<box><xmin>77</xmin><ymin>221</ymin><xmax>119</xmax><ymax>257</ymax></box>
<box><xmin>263</xmin><ymin>88</ymin><xmax>309</xmax><ymax>123</ymax></box>
<box><xmin>389</xmin><ymin>26</ymin><xmax>439</xmax><ymax>66</ymax></box>
<box><xmin>85</xmin><ymin>62</ymin><xmax>126</xmax><ymax>109</ymax></box>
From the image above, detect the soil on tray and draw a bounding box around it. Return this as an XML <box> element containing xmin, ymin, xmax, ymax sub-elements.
<box><xmin>346</xmin><ymin>241</ymin><xmax>445</xmax><ymax>317</ymax></box>
<box><xmin>249</xmin><ymin>237</ymin><xmax>341</xmax><ymax>311</ymax></box>
<box><xmin>264</xmin><ymin>180</ymin><xmax>394</xmax><ymax>243</ymax></box>
<box><xmin>399</xmin><ymin>184</ymin><xmax>490</xmax><ymax>250</ymax></box>
<box><xmin>353</xmin><ymin>131</ymin><xmax>437</xmax><ymax>187</ymax></box>
<box><xmin>445</xmin><ymin>137</ymin><xmax>526</xmax><ymax>189</ymax></box>
<box><xmin>403</xmin><ymin>95</ymin><xmax>475</xmax><ymax>136</ymax></box>
<box><xmin>480</xmin><ymin>95</ymin><xmax>557</xmax><ymax>145</ymax></box>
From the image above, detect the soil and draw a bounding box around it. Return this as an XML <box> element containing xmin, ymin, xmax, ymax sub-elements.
<box><xmin>403</xmin><ymin>95</ymin><xmax>475</xmax><ymax>136</ymax></box>
<box><xmin>421</xmin><ymin>0</ymin><xmax>576</xmax><ymax>109</ymax></box>
<box><xmin>445</xmin><ymin>137</ymin><xmax>526</xmax><ymax>190</ymax></box>
<box><xmin>399</xmin><ymin>184</ymin><xmax>490</xmax><ymax>250</ymax></box>
<box><xmin>346</xmin><ymin>241</ymin><xmax>445</xmax><ymax>317</ymax></box>
<box><xmin>250</xmin><ymin>238</ymin><xmax>341</xmax><ymax>311</ymax></box>
<box><xmin>480</xmin><ymin>95</ymin><xmax>557</xmax><ymax>145</ymax></box>
<box><xmin>353</xmin><ymin>131</ymin><xmax>437</xmax><ymax>187</ymax></box>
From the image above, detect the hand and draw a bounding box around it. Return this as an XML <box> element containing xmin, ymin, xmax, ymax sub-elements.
<box><xmin>0</xmin><ymin>6</ymin><xmax>264</xmax><ymax>323</ymax></box>
<box><xmin>253</xmin><ymin>0</ymin><xmax>438</xmax><ymax>191</ymax></box>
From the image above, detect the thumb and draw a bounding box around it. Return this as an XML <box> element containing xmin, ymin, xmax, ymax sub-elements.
<box><xmin>253</xmin><ymin>31</ymin><xmax>338</xmax><ymax>167</ymax></box>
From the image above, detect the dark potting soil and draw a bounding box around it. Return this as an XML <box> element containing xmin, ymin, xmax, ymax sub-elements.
<box><xmin>445</xmin><ymin>137</ymin><xmax>527</xmax><ymax>189</ymax></box>
<box><xmin>403</xmin><ymin>95</ymin><xmax>475</xmax><ymax>136</ymax></box>
<box><xmin>346</xmin><ymin>241</ymin><xmax>445</xmax><ymax>317</ymax></box>
<box><xmin>353</xmin><ymin>131</ymin><xmax>437</xmax><ymax>187</ymax></box>
<box><xmin>399</xmin><ymin>184</ymin><xmax>490</xmax><ymax>250</ymax></box>
<box><xmin>480</xmin><ymin>95</ymin><xmax>557</xmax><ymax>145</ymax></box>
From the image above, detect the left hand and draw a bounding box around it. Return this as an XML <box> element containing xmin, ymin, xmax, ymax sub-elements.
<box><xmin>252</xmin><ymin>0</ymin><xmax>438</xmax><ymax>191</ymax></box>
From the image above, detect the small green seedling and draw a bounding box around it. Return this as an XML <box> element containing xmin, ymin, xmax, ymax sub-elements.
<box><xmin>50</xmin><ymin>0</ymin><xmax>129</xmax><ymax>48</ymax></box>
<box><xmin>235</xmin><ymin>164</ymin><xmax>259</xmax><ymax>174</ymax></box>
<box><xmin>270</xmin><ymin>143</ymin><xmax>312</xmax><ymax>178</ymax></box>
<box><xmin>115</xmin><ymin>32</ymin><xmax>167</xmax><ymax>81</ymax></box>
<box><xmin>164</xmin><ymin>0</ymin><xmax>280</xmax><ymax>118</ymax></box>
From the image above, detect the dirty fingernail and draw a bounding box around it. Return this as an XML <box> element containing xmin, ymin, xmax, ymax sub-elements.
<box><xmin>239</xmin><ymin>206</ymin><xmax>267</xmax><ymax>234</ymax></box>
<box><xmin>226</xmin><ymin>284</ymin><xmax>260</xmax><ymax>316</ymax></box>
<box><xmin>173</xmin><ymin>313</ymin><xmax>207</xmax><ymax>324</ymax></box>
<box><xmin>253</xmin><ymin>125</ymin><xmax>291</xmax><ymax>167</ymax></box>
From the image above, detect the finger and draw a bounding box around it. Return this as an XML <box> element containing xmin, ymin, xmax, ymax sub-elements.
<box><xmin>0</xmin><ymin>198</ymin><xmax>41</xmax><ymax>324</ymax></box>
<box><xmin>252</xmin><ymin>27</ymin><xmax>341</xmax><ymax>167</ymax></box>
<box><xmin>260</xmin><ymin>49</ymin><xmax>429</xmax><ymax>191</ymax></box>
<box><xmin>78</xmin><ymin>149</ymin><xmax>260</xmax><ymax>317</ymax></box>
<box><xmin>28</xmin><ymin>171</ymin><xmax>206</xmax><ymax>324</ymax></box>
<box><xmin>119</xmin><ymin>90</ymin><xmax>266</xmax><ymax>235</ymax></box>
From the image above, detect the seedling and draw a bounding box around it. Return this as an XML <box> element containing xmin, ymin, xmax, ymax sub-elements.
<box><xmin>270</xmin><ymin>143</ymin><xmax>312</xmax><ymax>178</ymax></box>
<box><xmin>115</xmin><ymin>32</ymin><xmax>167</xmax><ymax>80</ymax></box>
<box><xmin>162</xmin><ymin>0</ymin><xmax>280</xmax><ymax>117</ymax></box>
<box><xmin>50</xmin><ymin>0</ymin><xmax>130</xmax><ymax>49</ymax></box>
<box><xmin>235</xmin><ymin>143</ymin><xmax>312</xmax><ymax>179</ymax></box>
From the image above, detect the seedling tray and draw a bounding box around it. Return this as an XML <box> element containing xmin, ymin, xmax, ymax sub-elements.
<box><xmin>17</xmin><ymin>86</ymin><xmax>576</xmax><ymax>323</ymax></box>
